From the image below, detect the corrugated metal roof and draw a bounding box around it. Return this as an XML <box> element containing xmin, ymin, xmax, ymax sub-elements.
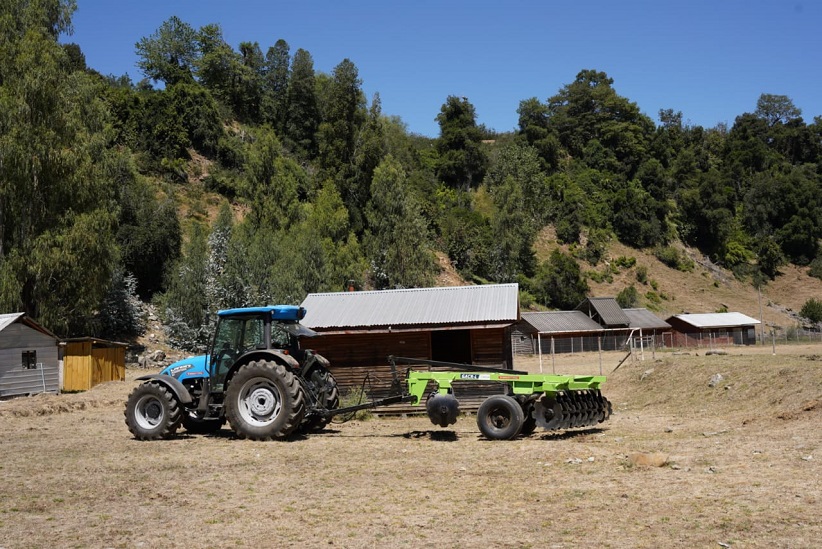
<box><xmin>576</xmin><ymin>297</ymin><xmax>631</xmax><ymax>327</ymax></box>
<box><xmin>667</xmin><ymin>312</ymin><xmax>761</xmax><ymax>328</ymax></box>
<box><xmin>0</xmin><ymin>312</ymin><xmax>24</xmax><ymax>333</ymax></box>
<box><xmin>520</xmin><ymin>311</ymin><xmax>604</xmax><ymax>333</ymax></box>
<box><xmin>623</xmin><ymin>308</ymin><xmax>671</xmax><ymax>330</ymax></box>
<box><xmin>301</xmin><ymin>284</ymin><xmax>519</xmax><ymax>330</ymax></box>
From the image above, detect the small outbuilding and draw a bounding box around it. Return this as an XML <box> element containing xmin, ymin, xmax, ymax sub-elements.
<box><xmin>0</xmin><ymin>313</ymin><xmax>60</xmax><ymax>397</ymax></box>
<box><xmin>665</xmin><ymin>312</ymin><xmax>760</xmax><ymax>347</ymax></box>
<box><xmin>300</xmin><ymin>283</ymin><xmax>520</xmax><ymax>411</ymax></box>
<box><xmin>62</xmin><ymin>338</ymin><xmax>127</xmax><ymax>392</ymax></box>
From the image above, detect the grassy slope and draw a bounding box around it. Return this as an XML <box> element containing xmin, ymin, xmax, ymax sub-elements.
<box><xmin>531</xmin><ymin>226</ymin><xmax>822</xmax><ymax>329</ymax></box>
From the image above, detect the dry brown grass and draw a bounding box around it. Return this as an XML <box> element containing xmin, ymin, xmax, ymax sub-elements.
<box><xmin>1</xmin><ymin>347</ymin><xmax>821</xmax><ymax>548</ymax></box>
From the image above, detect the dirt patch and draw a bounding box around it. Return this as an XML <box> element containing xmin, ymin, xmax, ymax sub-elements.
<box><xmin>0</xmin><ymin>351</ymin><xmax>820</xmax><ymax>548</ymax></box>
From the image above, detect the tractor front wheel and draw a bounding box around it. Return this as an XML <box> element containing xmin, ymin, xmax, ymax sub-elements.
<box><xmin>225</xmin><ymin>360</ymin><xmax>305</xmax><ymax>440</ymax></box>
<box><xmin>124</xmin><ymin>382</ymin><xmax>183</xmax><ymax>440</ymax></box>
<box><xmin>476</xmin><ymin>395</ymin><xmax>525</xmax><ymax>440</ymax></box>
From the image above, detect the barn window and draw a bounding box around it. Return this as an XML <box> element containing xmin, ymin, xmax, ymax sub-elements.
<box><xmin>22</xmin><ymin>350</ymin><xmax>37</xmax><ymax>369</ymax></box>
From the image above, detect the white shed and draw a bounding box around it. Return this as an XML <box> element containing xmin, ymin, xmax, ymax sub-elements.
<box><xmin>0</xmin><ymin>313</ymin><xmax>60</xmax><ymax>397</ymax></box>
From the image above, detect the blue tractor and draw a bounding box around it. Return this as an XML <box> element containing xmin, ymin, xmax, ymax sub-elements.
<box><xmin>124</xmin><ymin>306</ymin><xmax>339</xmax><ymax>440</ymax></box>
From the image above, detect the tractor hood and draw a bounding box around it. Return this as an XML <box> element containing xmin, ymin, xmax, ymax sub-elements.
<box><xmin>160</xmin><ymin>355</ymin><xmax>210</xmax><ymax>380</ymax></box>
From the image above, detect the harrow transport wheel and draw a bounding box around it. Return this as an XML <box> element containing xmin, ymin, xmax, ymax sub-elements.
<box><xmin>124</xmin><ymin>382</ymin><xmax>183</xmax><ymax>440</ymax></box>
<box><xmin>477</xmin><ymin>395</ymin><xmax>524</xmax><ymax>440</ymax></box>
<box><xmin>225</xmin><ymin>360</ymin><xmax>305</xmax><ymax>440</ymax></box>
<box><xmin>298</xmin><ymin>365</ymin><xmax>340</xmax><ymax>434</ymax></box>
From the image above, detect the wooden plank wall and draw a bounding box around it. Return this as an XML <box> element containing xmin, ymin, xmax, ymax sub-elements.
<box><xmin>63</xmin><ymin>342</ymin><xmax>125</xmax><ymax>391</ymax></box>
<box><xmin>0</xmin><ymin>323</ymin><xmax>59</xmax><ymax>397</ymax></box>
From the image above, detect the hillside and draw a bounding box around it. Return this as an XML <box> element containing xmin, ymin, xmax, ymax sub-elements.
<box><xmin>529</xmin><ymin>225</ymin><xmax>822</xmax><ymax>330</ymax></box>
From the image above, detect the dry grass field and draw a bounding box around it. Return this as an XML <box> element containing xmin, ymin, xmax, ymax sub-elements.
<box><xmin>1</xmin><ymin>346</ymin><xmax>821</xmax><ymax>548</ymax></box>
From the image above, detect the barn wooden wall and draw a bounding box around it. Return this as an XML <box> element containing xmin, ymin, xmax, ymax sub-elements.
<box><xmin>306</xmin><ymin>326</ymin><xmax>512</xmax><ymax>413</ymax></box>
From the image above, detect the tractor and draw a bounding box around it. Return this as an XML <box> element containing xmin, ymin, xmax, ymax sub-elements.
<box><xmin>125</xmin><ymin>305</ymin><xmax>344</xmax><ymax>440</ymax></box>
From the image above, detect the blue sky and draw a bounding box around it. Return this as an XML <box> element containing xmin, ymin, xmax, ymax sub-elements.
<box><xmin>67</xmin><ymin>0</ymin><xmax>821</xmax><ymax>137</ymax></box>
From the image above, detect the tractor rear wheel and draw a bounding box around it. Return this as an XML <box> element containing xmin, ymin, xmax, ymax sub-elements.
<box><xmin>298</xmin><ymin>365</ymin><xmax>339</xmax><ymax>434</ymax></box>
<box><xmin>124</xmin><ymin>382</ymin><xmax>183</xmax><ymax>440</ymax></box>
<box><xmin>225</xmin><ymin>360</ymin><xmax>305</xmax><ymax>440</ymax></box>
<box><xmin>476</xmin><ymin>395</ymin><xmax>525</xmax><ymax>440</ymax></box>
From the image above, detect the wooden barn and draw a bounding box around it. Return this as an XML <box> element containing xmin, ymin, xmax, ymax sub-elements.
<box><xmin>665</xmin><ymin>312</ymin><xmax>760</xmax><ymax>347</ymax></box>
<box><xmin>300</xmin><ymin>284</ymin><xmax>520</xmax><ymax>411</ymax></box>
<box><xmin>0</xmin><ymin>313</ymin><xmax>60</xmax><ymax>397</ymax></box>
<box><xmin>62</xmin><ymin>338</ymin><xmax>127</xmax><ymax>392</ymax></box>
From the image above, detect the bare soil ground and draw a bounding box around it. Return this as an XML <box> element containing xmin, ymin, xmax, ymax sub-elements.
<box><xmin>1</xmin><ymin>346</ymin><xmax>820</xmax><ymax>548</ymax></box>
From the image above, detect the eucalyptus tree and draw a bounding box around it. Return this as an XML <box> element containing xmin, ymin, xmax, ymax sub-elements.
<box><xmin>0</xmin><ymin>0</ymin><xmax>125</xmax><ymax>334</ymax></box>
<box><xmin>365</xmin><ymin>156</ymin><xmax>436</xmax><ymax>289</ymax></box>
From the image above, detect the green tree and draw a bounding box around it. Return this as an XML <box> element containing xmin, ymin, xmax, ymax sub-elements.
<box><xmin>490</xmin><ymin>176</ymin><xmax>536</xmax><ymax>281</ymax></box>
<box><xmin>0</xmin><ymin>0</ymin><xmax>123</xmax><ymax>334</ymax></box>
<box><xmin>262</xmin><ymin>39</ymin><xmax>291</xmax><ymax>132</ymax></box>
<box><xmin>436</xmin><ymin>95</ymin><xmax>488</xmax><ymax>190</ymax></box>
<box><xmin>317</xmin><ymin>58</ymin><xmax>365</xmax><ymax>176</ymax></box>
<box><xmin>286</xmin><ymin>48</ymin><xmax>319</xmax><ymax>157</ymax></box>
<box><xmin>531</xmin><ymin>249</ymin><xmax>589</xmax><ymax>310</ymax></box>
<box><xmin>517</xmin><ymin>97</ymin><xmax>561</xmax><ymax>172</ymax></box>
<box><xmin>365</xmin><ymin>156</ymin><xmax>436</xmax><ymax>288</ymax></box>
<box><xmin>135</xmin><ymin>16</ymin><xmax>199</xmax><ymax>85</ymax></box>
<box><xmin>546</xmin><ymin>69</ymin><xmax>654</xmax><ymax>176</ymax></box>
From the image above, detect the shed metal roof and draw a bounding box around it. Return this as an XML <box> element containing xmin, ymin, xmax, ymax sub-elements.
<box><xmin>623</xmin><ymin>309</ymin><xmax>672</xmax><ymax>330</ymax></box>
<box><xmin>301</xmin><ymin>284</ymin><xmax>519</xmax><ymax>330</ymax></box>
<box><xmin>520</xmin><ymin>311</ymin><xmax>604</xmax><ymax>333</ymax></box>
<box><xmin>576</xmin><ymin>297</ymin><xmax>631</xmax><ymax>327</ymax></box>
<box><xmin>666</xmin><ymin>312</ymin><xmax>760</xmax><ymax>328</ymax></box>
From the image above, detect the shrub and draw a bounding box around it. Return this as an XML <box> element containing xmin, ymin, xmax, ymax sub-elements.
<box><xmin>809</xmin><ymin>258</ymin><xmax>822</xmax><ymax>280</ymax></box>
<box><xmin>636</xmin><ymin>265</ymin><xmax>648</xmax><ymax>284</ymax></box>
<box><xmin>654</xmin><ymin>246</ymin><xmax>694</xmax><ymax>272</ymax></box>
<box><xmin>800</xmin><ymin>298</ymin><xmax>822</xmax><ymax>324</ymax></box>
<box><xmin>616</xmin><ymin>285</ymin><xmax>639</xmax><ymax>308</ymax></box>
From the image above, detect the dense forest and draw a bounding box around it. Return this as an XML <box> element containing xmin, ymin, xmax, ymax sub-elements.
<box><xmin>2</xmin><ymin>1</ymin><xmax>821</xmax><ymax>348</ymax></box>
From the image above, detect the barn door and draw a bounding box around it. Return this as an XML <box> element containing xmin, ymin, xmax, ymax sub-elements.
<box><xmin>431</xmin><ymin>329</ymin><xmax>471</xmax><ymax>364</ymax></box>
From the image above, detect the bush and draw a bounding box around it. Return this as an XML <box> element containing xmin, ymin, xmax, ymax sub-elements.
<box><xmin>616</xmin><ymin>285</ymin><xmax>639</xmax><ymax>308</ymax></box>
<box><xmin>654</xmin><ymin>246</ymin><xmax>694</xmax><ymax>272</ymax></box>
<box><xmin>636</xmin><ymin>265</ymin><xmax>648</xmax><ymax>284</ymax></box>
<box><xmin>800</xmin><ymin>298</ymin><xmax>822</xmax><ymax>324</ymax></box>
<box><xmin>809</xmin><ymin>257</ymin><xmax>822</xmax><ymax>280</ymax></box>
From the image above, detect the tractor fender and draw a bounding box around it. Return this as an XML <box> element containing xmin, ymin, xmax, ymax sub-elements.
<box><xmin>224</xmin><ymin>350</ymin><xmax>301</xmax><ymax>385</ymax></box>
<box><xmin>135</xmin><ymin>374</ymin><xmax>194</xmax><ymax>405</ymax></box>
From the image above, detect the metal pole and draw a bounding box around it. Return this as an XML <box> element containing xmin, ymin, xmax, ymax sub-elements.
<box><xmin>758</xmin><ymin>285</ymin><xmax>764</xmax><ymax>344</ymax></box>
<box><xmin>639</xmin><ymin>328</ymin><xmax>645</xmax><ymax>361</ymax></box>
<box><xmin>598</xmin><ymin>336</ymin><xmax>602</xmax><ymax>375</ymax></box>
<box><xmin>551</xmin><ymin>336</ymin><xmax>555</xmax><ymax>374</ymax></box>
<box><xmin>538</xmin><ymin>333</ymin><xmax>543</xmax><ymax>373</ymax></box>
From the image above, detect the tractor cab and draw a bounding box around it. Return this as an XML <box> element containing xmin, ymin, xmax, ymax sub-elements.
<box><xmin>208</xmin><ymin>305</ymin><xmax>316</xmax><ymax>390</ymax></box>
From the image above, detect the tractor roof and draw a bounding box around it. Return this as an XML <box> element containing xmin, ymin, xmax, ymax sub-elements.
<box><xmin>217</xmin><ymin>305</ymin><xmax>306</xmax><ymax>321</ymax></box>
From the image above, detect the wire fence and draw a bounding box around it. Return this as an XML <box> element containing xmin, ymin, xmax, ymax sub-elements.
<box><xmin>513</xmin><ymin>325</ymin><xmax>822</xmax><ymax>356</ymax></box>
